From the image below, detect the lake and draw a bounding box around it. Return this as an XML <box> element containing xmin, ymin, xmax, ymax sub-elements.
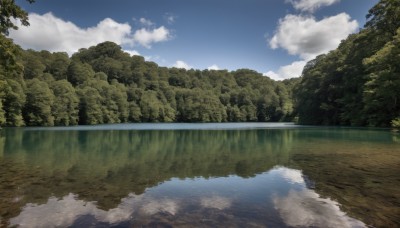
<box><xmin>0</xmin><ymin>123</ymin><xmax>399</xmax><ymax>227</ymax></box>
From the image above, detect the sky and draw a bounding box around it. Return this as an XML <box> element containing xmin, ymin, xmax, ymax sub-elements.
<box><xmin>12</xmin><ymin>0</ymin><xmax>378</xmax><ymax>80</ymax></box>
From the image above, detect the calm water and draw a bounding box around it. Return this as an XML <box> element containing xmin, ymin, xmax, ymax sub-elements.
<box><xmin>0</xmin><ymin>123</ymin><xmax>399</xmax><ymax>227</ymax></box>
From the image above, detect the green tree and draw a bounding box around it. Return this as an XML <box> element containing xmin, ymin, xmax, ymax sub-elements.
<box><xmin>366</xmin><ymin>0</ymin><xmax>400</xmax><ymax>37</ymax></box>
<box><xmin>128</xmin><ymin>101</ymin><xmax>142</xmax><ymax>122</ymax></box>
<box><xmin>67</xmin><ymin>61</ymin><xmax>95</xmax><ymax>85</ymax></box>
<box><xmin>363</xmin><ymin>28</ymin><xmax>400</xmax><ymax>126</ymax></box>
<box><xmin>77</xmin><ymin>86</ymin><xmax>103</xmax><ymax>125</ymax></box>
<box><xmin>139</xmin><ymin>90</ymin><xmax>163</xmax><ymax>122</ymax></box>
<box><xmin>226</xmin><ymin>105</ymin><xmax>243</xmax><ymax>122</ymax></box>
<box><xmin>0</xmin><ymin>0</ymin><xmax>35</xmax><ymax>35</ymax></box>
<box><xmin>176</xmin><ymin>89</ymin><xmax>226</xmax><ymax>122</ymax></box>
<box><xmin>48</xmin><ymin>52</ymin><xmax>70</xmax><ymax>80</ymax></box>
<box><xmin>0</xmin><ymin>0</ymin><xmax>34</xmax><ymax>74</ymax></box>
<box><xmin>20</xmin><ymin>50</ymin><xmax>46</xmax><ymax>79</ymax></box>
<box><xmin>0</xmin><ymin>34</ymin><xmax>22</xmax><ymax>72</ymax></box>
<box><xmin>51</xmin><ymin>80</ymin><xmax>79</xmax><ymax>126</ymax></box>
<box><xmin>23</xmin><ymin>79</ymin><xmax>55</xmax><ymax>126</ymax></box>
<box><xmin>2</xmin><ymin>79</ymin><xmax>25</xmax><ymax>126</ymax></box>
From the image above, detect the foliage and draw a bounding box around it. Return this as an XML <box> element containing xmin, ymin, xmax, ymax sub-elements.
<box><xmin>2</xmin><ymin>79</ymin><xmax>25</xmax><ymax>126</ymax></box>
<box><xmin>23</xmin><ymin>79</ymin><xmax>55</xmax><ymax>126</ymax></box>
<box><xmin>51</xmin><ymin>80</ymin><xmax>79</xmax><ymax>126</ymax></box>
<box><xmin>365</xmin><ymin>0</ymin><xmax>400</xmax><ymax>37</ymax></box>
<box><xmin>0</xmin><ymin>39</ymin><xmax>295</xmax><ymax>126</ymax></box>
<box><xmin>294</xmin><ymin>0</ymin><xmax>400</xmax><ymax>127</ymax></box>
<box><xmin>0</xmin><ymin>0</ymin><xmax>35</xmax><ymax>75</ymax></box>
<box><xmin>0</xmin><ymin>0</ymin><xmax>35</xmax><ymax>35</ymax></box>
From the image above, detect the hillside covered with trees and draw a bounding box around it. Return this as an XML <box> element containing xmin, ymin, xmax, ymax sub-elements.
<box><xmin>294</xmin><ymin>0</ymin><xmax>400</xmax><ymax>127</ymax></box>
<box><xmin>0</xmin><ymin>41</ymin><xmax>295</xmax><ymax>126</ymax></box>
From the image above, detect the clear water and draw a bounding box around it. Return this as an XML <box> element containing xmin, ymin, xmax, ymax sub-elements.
<box><xmin>0</xmin><ymin>123</ymin><xmax>399</xmax><ymax>227</ymax></box>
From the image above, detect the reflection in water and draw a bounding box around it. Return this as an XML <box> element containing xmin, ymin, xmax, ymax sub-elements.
<box><xmin>273</xmin><ymin>166</ymin><xmax>305</xmax><ymax>184</ymax></box>
<box><xmin>0</xmin><ymin>124</ymin><xmax>399</xmax><ymax>227</ymax></box>
<box><xmin>274</xmin><ymin>190</ymin><xmax>365</xmax><ymax>228</ymax></box>
<box><xmin>141</xmin><ymin>198</ymin><xmax>179</xmax><ymax>216</ymax></box>
<box><xmin>10</xmin><ymin>193</ymin><xmax>139</xmax><ymax>227</ymax></box>
<box><xmin>9</xmin><ymin>167</ymin><xmax>366</xmax><ymax>228</ymax></box>
<box><xmin>201</xmin><ymin>196</ymin><xmax>232</xmax><ymax>210</ymax></box>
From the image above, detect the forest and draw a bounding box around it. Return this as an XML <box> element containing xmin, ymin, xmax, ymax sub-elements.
<box><xmin>294</xmin><ymin>0</ymin><xmax>400</xmax><ymax>127</ymax></box>
<box><xmin>0</xmin><ymin>40</ymin><xmax>295</xmax><ymax>126</ymax></box>
<box><xmin>0</xmin><ymin>0</ymin><xmax>399</xmax><ymax>127</ymax></box>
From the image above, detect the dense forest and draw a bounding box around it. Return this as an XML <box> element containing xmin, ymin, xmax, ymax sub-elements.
<box><xmin>294</xmin><ymin>0</ymin><xmax>400</xmax><ymax>127</ymax></box>
<box><xmin>0</xmin><ymin>40</ymin><xmax>295</xmax><ymax>126</ymax></box>
<box><xmin>0</xmin><ymin>0</ymin><xmax>399</xmax><ymax>127</ymax></box>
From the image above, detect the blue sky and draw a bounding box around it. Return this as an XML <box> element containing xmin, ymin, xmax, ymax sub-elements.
<box><xmin>13</xmin><ymin>0</ymin><xmax>378</xmax><ymax>80</ymax></box>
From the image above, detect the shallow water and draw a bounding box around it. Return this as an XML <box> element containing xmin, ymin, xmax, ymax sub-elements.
<box><xmin>0</xmin><ymin>123</ymin><xmax>399</xmax><ymax>227</ymax></box>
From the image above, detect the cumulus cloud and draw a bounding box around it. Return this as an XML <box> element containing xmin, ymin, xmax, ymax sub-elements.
<box><xmin>139</xmin><ymin>18</ymin><xmax>154</xmax><ymax>27</ymax></box>
<box><xmin>133</xmin><ymin>26</ymin><xmax>171</xmax><ymax>48</ymax></box>
<box><xmin>269</xmin><ymin>13</ymin><xmax>358</xmax><ymax>60</ymax></box>
<box><xmin>287</xmin><ymin>0</ymin><xmax>341</xmax><ymax>13</ymax></box>
<box><xmin>267</xmin><ymin>13</ymin><xmax>357</xmax><ymax>80</ymax></box>
<box><xmin>264</xmin><ymin>61</ymin><xmax>307</xmax><ymax>80</ymax></box>
<box><xmin>270</xmin><ymin>13</ymin><xmax>358</xmax><ymax>61</ymax></box>
<box><xmin>207</xmin><ymin>64</ymin><xmax>220</xmax><ymax>70</ymax></box>
<box><xmin>173</xmin><ymin>60</ymin><xmax>192</xmax><ymax>70</ymax></box>
<box><xmin>9</xmin><ymin>12</ymin><xmax>171</xmax><ymax>55</ymax></box>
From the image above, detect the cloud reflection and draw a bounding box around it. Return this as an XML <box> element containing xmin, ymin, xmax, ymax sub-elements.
<box><xmin>201</xmin><ymin>196</ymin><xmax>232</xmax><ymax>210</ymax></box>
<box><xmin>273</xmin><ymin>189</ymin><xmax>366</xmax><ymax>228</ymax></box>
<box><xmin>9</xmin><ymin>193</ymin><xmax>181</xmax><ymax>227</ymax></box>
<box><xmin>141</xmin><ymin>199</ymin><xmax>179</xmax><ymax>215</ymax></box>
<box><xmin>9</xmin><ymin>167</ymin><xmax>367</xmax><ymax>227</ymax></box>
<box><xmin>273</xmin><ymin>166</ymin><xmax>305</xmax><ymax>184</ymax></box>
<box><xmin>10</xmin><ymin>193</ymin><xmax>132</xmax><ymax>227</ymax></box>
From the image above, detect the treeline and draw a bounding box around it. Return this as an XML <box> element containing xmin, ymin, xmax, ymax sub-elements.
<box><xmin>0</xmin><ymin>41</ymin><xmax>294</xmax><ymax>126</ymax></box>
<box><xmin>294</xmin><ymin>0</ymin><xmax>400</xmax><ymax>127</ymax></box>
<box><xmin>1</xmin><ymin>0</ymin><xmax>399</xmax><ymax>127</ymax></box>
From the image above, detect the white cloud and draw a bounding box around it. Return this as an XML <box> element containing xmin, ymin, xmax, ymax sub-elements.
<box><xmin>139</xmin><ymin>18</ymin><xmax>154</xmax><ymax>27</ymax></box>
<box><xmin>144</xmin><ymin>55</ymin><xmax>159</xmax><ymax>61</ymax></box>
<box><xmin>269</xmin><ymin>13</ymin><xmax>358</xmax><ymax>61</ymax></box>
<box><xmin>124</xmin><ymin>49</ymin><xmax>140</xmax><ymax>56</ymax></box>
<box><xmin>264</xmin><ymin>60</ymin><xmax>307</xmax><ymax>80</ymax></box>
<box><xmin>9</xmin><ymin>12</ymin><xmax>171</xmax><ymax>55</ymax></box>
<box><xmin>207</xmin><ymin>64</ymin><xmax>220</xmax><ymax>70</ymax></box>
<box><xmin>263</xmin><ymin>71</ymin><xmax>280</xmax><ymax>80</ymax></box>
<box><xmin>133</xmin><ymin>26</ymin><xmax>171</xmax><ymax>48</ymax></box>
<box><xmin>173</xmin><ymin>60</ymin><xmax>192</xmax><ymax>70</ymax></box>
<box><xmin>287</xmin><ymin>0</ymin><xmax>341</xmax><ymax>12</ymax></box>
<box><xmin>165</xmin><ymin>13</ymin><xmax>177</xmax><ymax>24</ymax></box>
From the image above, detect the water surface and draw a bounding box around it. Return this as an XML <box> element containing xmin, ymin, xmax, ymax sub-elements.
<box><xmin>0</xmin><ymin>123</ymin><xmax>399</xmax><ymax>227</ymax></box>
